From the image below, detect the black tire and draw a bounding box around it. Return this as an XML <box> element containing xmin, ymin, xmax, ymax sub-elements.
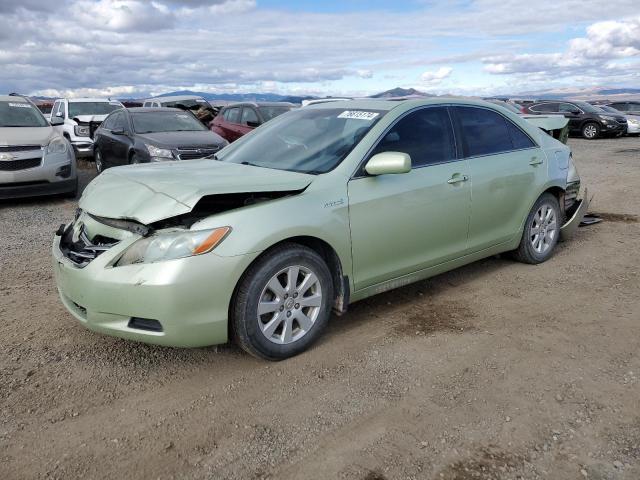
<box><xmin>63</xmin><ymin>178</ymin><xmax>79</xmax><ymax>199</ymax></box>
<box><xmin>581</xmin><ymin>122</ymin><xmax>600</xmax><ymax>140</ymax></box>
<box><xmin>231</xmin><ymin>243</ymin><xmax>334</xmax><ymax>361</ymax></box>
<box><xmin>94</xmin><ymin>149</ymin><xmax>104</xmax><ymax>173</ymax></box>
<box><xmin>512</xmin><ymin>193</ymin><xmax>561</xmax><ymax>265</ymax></box>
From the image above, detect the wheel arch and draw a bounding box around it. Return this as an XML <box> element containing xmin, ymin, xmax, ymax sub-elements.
<box><xmin>230</xmin><ymin>235</ymin><xmax>350</xmax><ymax>324</ymax></box>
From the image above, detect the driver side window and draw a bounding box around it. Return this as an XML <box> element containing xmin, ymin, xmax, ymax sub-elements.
<box><xmin>370</xmin><ymin>107</ymin><xmax>456</xmax><ymax>168</ymax></box>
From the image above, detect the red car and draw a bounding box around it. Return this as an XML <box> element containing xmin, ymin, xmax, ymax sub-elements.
<box><xmin>210</xmin><ymin>102</ymin><xmax>294</xmax><ymax>142</ymax></box>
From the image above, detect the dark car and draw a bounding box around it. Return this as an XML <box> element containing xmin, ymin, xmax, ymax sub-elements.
<box><xmin>523</xmin><ymin>100</ymin><xmax>627</xmax><ymax>139</ymax></box>
<box><xmin>604</xmin><ymin>101</ymin><xmax>640</xmax><ymax>116</ymax></box>
<box><xmin>93</xmin><ymin>108</ymin><xmax>227</xmax><ymax>173</ymax></box>
<box><xmin>210</xmin><ymin>102</ymin><xmax>294</xmax><ymax>142</ymax></box>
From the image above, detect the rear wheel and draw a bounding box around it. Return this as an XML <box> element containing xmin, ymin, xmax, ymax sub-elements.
<box><xmin>512</xmin><ymin>193</ymin><xmax>561</xmax><ymax>264</ymax></box>
<box><xmin>581</xmin><ymin>122</ymin><xmax>600</xmax><ymax>139</ymax></box>
<box><xmin>231</xmin><ymin>244</ymin><xmax>334</xmax><ymax>360</ymax></box>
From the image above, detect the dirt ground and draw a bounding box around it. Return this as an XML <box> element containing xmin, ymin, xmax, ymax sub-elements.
<box><xmin>1</xmin><ymin>138</ymin><xmax>639</xmax><ymax>480</ymax></box>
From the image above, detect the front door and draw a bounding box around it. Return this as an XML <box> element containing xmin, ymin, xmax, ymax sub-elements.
<box><xmin>348</xmin><ymin>106</ymin><xmax>471</xmax><ymax>291</ymax></box>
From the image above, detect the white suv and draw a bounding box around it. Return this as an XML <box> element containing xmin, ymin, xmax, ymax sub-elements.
<box><xmin>51</xmin><ymin>98</ymin><xmax>123</xmax><ymax>158</ymax></box>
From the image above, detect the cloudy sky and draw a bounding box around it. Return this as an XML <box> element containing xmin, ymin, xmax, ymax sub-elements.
<box><xmin>0</xmin><ymin>0</ymin><xmax>639</xmax><ymax>98</ymax></box>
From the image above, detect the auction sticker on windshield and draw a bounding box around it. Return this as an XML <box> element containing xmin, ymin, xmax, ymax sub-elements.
<box><xmin>337</xmin><ymin>111</ymin><xmax>380</xmax><ymax>121</ymax></box>
<box><xmin>8</xmin><ymin>103</ymin><xmax>33</xmax><ymax>108</ymax></box>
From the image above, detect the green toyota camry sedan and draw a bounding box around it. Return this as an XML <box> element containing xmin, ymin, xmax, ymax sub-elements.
<box><xmin>53</xmin><ymin>99</ymin><xmax>588</xmax><ymax>360</ymax></box>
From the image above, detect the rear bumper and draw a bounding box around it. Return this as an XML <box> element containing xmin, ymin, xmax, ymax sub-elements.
<box><xmin>560</xmin><ymin>188</ymin><xmax>591</xmax><ymax>241</ymax></box>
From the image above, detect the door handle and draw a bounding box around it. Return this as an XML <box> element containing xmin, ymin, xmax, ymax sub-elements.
<box><xmin>529</xmin><ymin>157</ymin><xmax>543</xmax><ymax>166</ymax></box>
<box><xmin>447</xmin><ymin>174</ymin><xmax>469</xmax><ymax>185</ymax></box>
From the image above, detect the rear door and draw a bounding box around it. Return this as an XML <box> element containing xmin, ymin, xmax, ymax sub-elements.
<box><xmin>452</xmin><ymin>106</ymin><xmax>546</xmax><ymax>251</ymax></box>
<box><xmin>348</xmin><ymin>106</ymin><xmax>471</xmax><ymax>290</ymax></box>
<box><xmin>100</xmin><ymin>111</ymin><xmax>125</xmax><ymax>166</ymax></box>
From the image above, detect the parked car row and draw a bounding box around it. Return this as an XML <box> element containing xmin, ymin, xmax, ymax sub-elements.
<box><xmin>487</xmin><ymin>97</ymin><xmax>640</xmax><ymax>139</ymax></box>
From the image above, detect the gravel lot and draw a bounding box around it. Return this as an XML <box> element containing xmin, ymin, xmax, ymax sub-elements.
<box><xmin>1</xmin><ymin>138</ymin><xmax>639</xmax><ymax>480</ymax></box>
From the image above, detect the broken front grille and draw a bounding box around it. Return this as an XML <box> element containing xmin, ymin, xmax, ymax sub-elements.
<box><xmin>59</xmin><ymin>222</ymin><xmax>119</xmax><ymax>268</ymax></box>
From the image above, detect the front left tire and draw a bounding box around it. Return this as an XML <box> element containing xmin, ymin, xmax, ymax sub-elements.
<box><xmin>231</xmin><ymin>243</ymin><xmax>334</xmax><ymax>361</ymax></box>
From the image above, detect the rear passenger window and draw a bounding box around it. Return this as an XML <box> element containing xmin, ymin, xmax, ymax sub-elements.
<box><xmin>454</xmin><ymin>107</ymin><xmax>513</xmax><ymax>157</ymax></box>
<box><xmin>506</xmin><ymin>121</ymin><xmax>535</xmax><ymax>150</ymax></box>
<box><xmin>371</xmin><ymin>107</ymin><xmax>455</xmax><ymax>167</ymax></box>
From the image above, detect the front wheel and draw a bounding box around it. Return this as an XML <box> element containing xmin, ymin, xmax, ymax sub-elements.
<box><xmin>129</xmin><ymin>153</ymin><xmax>143</xmax><ymax>165</ymax></box>
<box><xmin>231</xmin><ymin>244</ymin><xmax>334</xmax><ymax>360</ymax></box>
<box><xmin>581</xmin><ymin>122</ymin><xmax>600</xmax><ymax>140</ymax></box>
<box><xmin>512</xmin><ymin>193</ymin><xmax>561</xmax><ymax>264</ymax></box>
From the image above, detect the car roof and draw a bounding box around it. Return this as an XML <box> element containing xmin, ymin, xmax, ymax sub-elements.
<box><xmin>58</xmin><ymin>98</ymin><xmax>118</xmax><ymax>103</ymax></box>
<box><xmin>144</xmin><ymin>95</ymin><xmax>206</xmax><ymax>103</ymax></box>
<box><xmin>126</xmin><ymin>107</ymin><xmax>189</xmax><ymax>113</ymax></box>
<box><xmin>225</xmin><ymin>101</ymin><xmax>295</xmax><ymax>108</ymax></box>
<box><xmin>304</xmin><ymin>97</ymin><xmax>512</xmax><ymax>112</ymax></box>
<box><xmin>0</xmin><ymin>95</ymin><xmax>29</xmax><ymax>102</ymax></box>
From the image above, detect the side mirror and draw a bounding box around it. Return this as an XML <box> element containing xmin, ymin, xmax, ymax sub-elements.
<box><xmin>364</xmin><ymin>152</ymin><xmax>411</xmax><ymax>176</ymax></box>
<box><xmin>246</xmin><ymin>120</ymin><xmax>261</xmax><ymax>128</ymax></box>
<box><xmin>112</xmin><ymin>128</ymin><xmax>126</xmax><ymax>135</ymax></box>
<box><xmin>50</xmin><ymin>115</ymin><xmax>64</xmax><ymax>126</ymax></box>
<box><xmin>570</xmin><ymin>109</ymin><xmax>581</xmax><ymax>115</ymax></box>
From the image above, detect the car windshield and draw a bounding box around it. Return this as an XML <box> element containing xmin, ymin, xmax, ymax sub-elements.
<box><xmin>68</xmin><ymin>102</ymin><xmax>121</xmax><ymax>117</ymax></box>
<box><xmin>0</xmin><ymin>100</ymin><xmax>49</xmax><ymax>127</ymax></box>
<box><xmin>257</xmin><ymin>105</ymin><xmax>292</xmax><ymax>122</ymax></box>
<box><xmin>572</xmin><ymin>101</ymin><xmax>600</xmax><ymax>113</ymax></box>
<box><xmin>218</xmin><ymin>107</ymin><xmax>385</xmax><ymax>174</ymax></box>
<box><xmin>132</xmin><ymin>111</ymin><xmax>208</xmax><ymax>133</ymax></box>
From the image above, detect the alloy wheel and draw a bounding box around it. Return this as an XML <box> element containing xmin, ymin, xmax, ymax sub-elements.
<box><xmin>257</xmin><ymin>265</ymin><xmax>322</xmax><ymax>345</ymax></box>
<box><xmin>530</xmin><ymin>204</ymin><xmax>558</xmax><ymax>254</ymax></box>
<box><xmin>583</xmin><ymin>124</ymin><xmax>598</xmax><ymax>139</ymax></box>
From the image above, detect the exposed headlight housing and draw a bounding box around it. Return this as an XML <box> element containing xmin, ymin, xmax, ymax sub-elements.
<box><xmin>45</xmin><ymin>137</ymin><xmax>68</xmax><ymax>155</ymax></box>
<box><xmin>117</xmin><ymin>227</ymin><xmax>231</xmax><ymax>266</ymax></box>
<box><xmin>74</xmin><ymin>125</ymin><xmax>90</xmax><ymax>137</ymax></box>
<box><xmin>145</xmin><ymin>144</ymin><xmax>174</xmax><ymax>160</ymax></box>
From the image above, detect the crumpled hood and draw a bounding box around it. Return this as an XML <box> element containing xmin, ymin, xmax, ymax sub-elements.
<box><xmin>0</xmin><ymin>126</ymin><xmax>56</xmax><ymax>146</ymax></box>
<box><xmin>79</xmin><ymin>160</ymin><xmax>314</xmax><ymax>224</ymax></box>
<box><xmin>71</xmin><ymin>114</ymin><xmax>108</xmax><ymax>124</ymax></box>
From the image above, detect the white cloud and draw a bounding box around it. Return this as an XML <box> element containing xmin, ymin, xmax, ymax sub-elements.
<box><xmin>483</xmin><ymin>16</ymin><xmax>640</xmax><ymax>78</ymax></box>
<box><xmin>420</xmin><ymin>67</ymin><xmax>453</xmax><ymax>85</ymax></box>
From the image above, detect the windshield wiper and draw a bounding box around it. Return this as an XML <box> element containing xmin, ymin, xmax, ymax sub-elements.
<box><xmin>240</xmin><ymin>161</ymin><xmax>261</xmax><ymax>168</ymax></box>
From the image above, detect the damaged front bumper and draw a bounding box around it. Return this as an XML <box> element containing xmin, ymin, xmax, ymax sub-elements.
<box><xmin>52</xmin><ymin>227</ymin><xmax>259</xmax><ymax>348</ymax></box>
<box><xmin>560</xmin><ymin>187</ymin><xmax>591</xmax><ymax>241</ymax></box>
